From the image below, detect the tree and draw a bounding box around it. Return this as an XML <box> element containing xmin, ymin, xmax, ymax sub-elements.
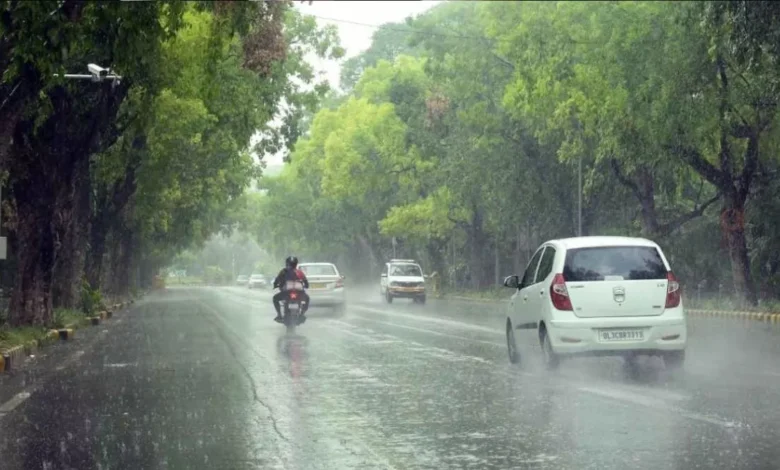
<box><xmin>1</xmin><ymin>1</ymin><xmax>187</xmax><ymax>325</ymax></box>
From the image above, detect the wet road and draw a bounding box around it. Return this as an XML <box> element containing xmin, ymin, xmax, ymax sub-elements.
<box><xmin>1</xmin><ymin>286</ymin><xmax>780</xmax><ymax>469</ymax></box>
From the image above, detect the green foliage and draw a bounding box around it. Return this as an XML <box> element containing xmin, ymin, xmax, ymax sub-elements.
<box><xmin>0</xmin><ymin>326</ymin><xmax>48</xmax><ymax>351</ymax></box>
<box><xmin>248</xmin><ymin>0</ymin><xmax>780</xmax><ymax>303</ymax></box>
<box><xmin>52</xmin><ymin>308</ymin><xmax>88</xmax><ymax>329</ymax></box>
<box><xmin>79</xmin><ymin>280</ymin><xmax>103</xmax><ymax>316</ymax></box>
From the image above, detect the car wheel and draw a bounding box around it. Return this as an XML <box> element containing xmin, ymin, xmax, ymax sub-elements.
<box><xmin>663</xmin><ymin>350</ymin><xmax>685</xmax><ymax>370</ymax></box>
<box><xmin>334</xmin><ymin>303</ymin><xmax>346</xmax><ymax>316</ymax></box>
<box><xmin>418</xmin><ymin>295</ymin><xmax>426</xmax><ymax>305</ymax></box>
<box><xmin>506</xmin><ymin>319</ymin><xmax>520</xmax><ymax>365</ymax></box>
<box><xmin>540</xmin><ymin>327</ymin><xmax>560</xmax><ymax>371</ymax></box>
<box><xmin>385</xmin><ymin>292</ymin><xmax>393</xmax><ymax>304</ymax></box>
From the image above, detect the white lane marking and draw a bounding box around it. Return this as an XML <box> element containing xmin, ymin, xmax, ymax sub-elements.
<box><xmin>322</xmin><ymin>322</ymin><xmax>524</xmax><ymax>371</ymax></box>
<box><xmin>343</xmin><ymin>316</ymin><xmax>505</xmax><ymax>348</ymax></box>
<box><xmin>352</xmin><ymin>304</ymin><xmax>503</xmax><ymax>336</ymax></box>
<box><xmin>104</xmin><ymin>363</ymin><xmax>135</xmax><ymax>368</ymax></box>
<box><xmin>0</xmin><ymin>391</ymin><xmax>32</xmax><ymax>414</ymax></box>
<box><xmin>576</xmin><ymin>385</ymin><xmax>740</xmax><ymax>428</ymax></box>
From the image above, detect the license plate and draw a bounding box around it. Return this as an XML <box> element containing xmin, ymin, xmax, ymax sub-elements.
<box><xmin>599</xmin><ymin>329</ymin><xmax>644</xmax><ymax>342</ymax></box>
<box><xmin>310</xmin><ymin>282</ymin><xmax>327</xmax><ymax>289</ymax></box>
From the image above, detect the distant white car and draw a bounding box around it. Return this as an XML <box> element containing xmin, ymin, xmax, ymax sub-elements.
<box><xmin>380</xmin><ymin>259</ymin><xmax>426</xmax><ymax>304</ymax></box>
<box><xmin>504</xmin><ymin>236</ymin><xmax>686</xmax><ymax>370</ymax></box>
<box><xmin>236</xmin><ymin>274</ymin><xmax>249</xmax><ymax>286</ymax></box>
<box><xmin>298</xmin><ymin>262</ymin><xmax>346</xmax><ymax>314</ymax></box>
<box><xmin>247</xmin><ymin>274</ymin><xmax>267</xmax><ymax>289</ymax></box>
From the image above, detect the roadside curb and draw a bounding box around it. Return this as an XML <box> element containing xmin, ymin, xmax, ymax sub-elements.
<box><xmin>687</xmin><ymin>309</ymin><xmax>780</xmax><ymax>323</ymax></box>
<box><xmin>0</xmin><ymin>298</ymin><xmax>134</xmax><ymax>374</ymax></box>
<box><xmin>441</xmin><ymin>295</ymin><xmax>780</xmax><ymax>323</ymax></box>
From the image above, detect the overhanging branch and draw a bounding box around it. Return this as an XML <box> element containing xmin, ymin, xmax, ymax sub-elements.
<box><xmin>656</xmin><ymin>193</ymin><xmax>721</xmax><ymax>237</ymax></box>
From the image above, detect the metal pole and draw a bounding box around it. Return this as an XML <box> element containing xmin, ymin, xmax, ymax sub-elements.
<box><xmin>577</xmin><ymin>153</ymin><xmax>582</xmax><ymax>237</ymax></box>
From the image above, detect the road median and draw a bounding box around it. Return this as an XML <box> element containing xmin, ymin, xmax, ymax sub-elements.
<box><xmin>439</xmin><ymin>294</ymin><xmax>780</xmax><ymax>323</ymax></box>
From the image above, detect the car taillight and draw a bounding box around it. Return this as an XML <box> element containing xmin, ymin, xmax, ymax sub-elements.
<box><xmin>550</xmin><ymin>273</ymin><xmax>573</xmax><ymax>311</ymax></box>
<box><xmin>335</xmin><ymin>278</ymin><xmax>344</xmax><ymax>288</ymax></box>
<box><xmin>665</xmin><ymin>271</ymin><xmax>680</xmax><ymax>308</ymax></box>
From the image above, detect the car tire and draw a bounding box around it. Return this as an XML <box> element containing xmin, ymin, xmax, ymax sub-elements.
<box><xmin>663</xmin><ymin>350</ymin><xmax>685</xmax><ymax>370</ymax></box>
<box><xmin>418</xmin><ymin>295</ymin><xmax>426</xmax><ymax>305</ymax></box>
<box><xmin>334</xmin><ymin>303</ymin><xmax>346</xmax><ymax>316</ymax></box>
<box><xmin>506</xmin><ymin>319</ymin><xmax>520</xmax><ymax>365</ymax></box>
<box><xmin>540</xmin><ymin>327</ymin><xmax>560</xmax><ymax>371</ymax></box>
<box><xmin>385</xmin><ymin>292</ymin><xmax>393</xmax><ymax>304</ymax></box>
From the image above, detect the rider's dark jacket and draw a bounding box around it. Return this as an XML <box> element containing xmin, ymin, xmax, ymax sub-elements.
<box><xmin>273</xmin><ymin>267</ymin><xmax>309</xmax><ymax>290</ymax></box>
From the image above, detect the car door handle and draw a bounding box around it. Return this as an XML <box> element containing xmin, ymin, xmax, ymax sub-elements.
<box><xmin>522</xmin><ymin>295</ymin><xmax>528</xmax><ymax>301</ymax></box>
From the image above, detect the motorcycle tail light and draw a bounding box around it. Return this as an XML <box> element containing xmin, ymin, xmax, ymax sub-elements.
<box><xmin>290</xmin><ymin>292</ymin><xmax>298</xmax><ymax>300</ymax></box>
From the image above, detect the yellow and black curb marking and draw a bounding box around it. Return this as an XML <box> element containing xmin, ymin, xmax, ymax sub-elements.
<box><xmin>58</xmin><ymin>328</ymin><xmax>75</xmax><ymax>340</ymax></box>
<box><xmin>686</xmin><ymin>309</ymin><xmax>780</xmax><ymax>323</ymax></box>
<box><xmin>0</xmin><ymin>345</ymin><xmax>24</xmax><ymax>373</ymax></box>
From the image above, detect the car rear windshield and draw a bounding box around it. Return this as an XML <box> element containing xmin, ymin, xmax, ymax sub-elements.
<box><xmin>300</xmin><ymin>265</ymin><xmax>337</xmax><ymax>276</ymax></box>
<box><xmin>390</xmin><ymin>264</ymin><xmax>422</xmax><ymax>277</ymax></box>
<box><xmin>563</xmin><ymin>246</ymin><xmax>667</xmax><ymax>282</ymax></box>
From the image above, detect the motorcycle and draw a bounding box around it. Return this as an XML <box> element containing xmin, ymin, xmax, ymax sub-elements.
<box><xmin>279</xmin><ymin>280</ymin><xmax>307</xmax><ymax>333</ymax></box>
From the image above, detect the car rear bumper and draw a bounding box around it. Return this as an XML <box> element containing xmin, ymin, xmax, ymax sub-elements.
<box><xmin>547</xmin><ymin>316</ymin><xmax>687</xmax><ymax>355</ymax></box>
<box><xmin>307</xmin><ymin>288</ymin><xmax>346</xmax><ymax>306</ymax></box>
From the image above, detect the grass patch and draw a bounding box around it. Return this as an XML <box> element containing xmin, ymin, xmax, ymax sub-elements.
<box><xmin>52</xmin><ymin>308</ymin><xmax>89</xmax><ymax>329</ymax></box>
<box><xmin>442</xmin><ymin>287</ymin><xmax>508</xmax><ymax>300</ymax></box>
<box><xmin>0</xmin><ymin>308</ymin><xmax>93</xmax><ymax>352</ymax></box>
<box><xmin>0</xmin><ymin>325</ymin><xmax>48</xmax><ymax>351</ymax></box>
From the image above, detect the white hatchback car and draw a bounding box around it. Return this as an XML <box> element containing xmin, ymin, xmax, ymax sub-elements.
<box><xmin>504</xmin><ymin>236</ymin><xmax>686</xmax><ymax>370</ymax></box>
<box><xmin>298</xmin><ymin>262</ymin><xmax>346</xmax><ymax>314</ymax></box>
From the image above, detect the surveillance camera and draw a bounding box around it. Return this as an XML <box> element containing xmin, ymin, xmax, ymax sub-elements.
<box><xmin>87</xmin><ymin>63</ymin><xmax>108</xmax><ymax>78</ymax></box>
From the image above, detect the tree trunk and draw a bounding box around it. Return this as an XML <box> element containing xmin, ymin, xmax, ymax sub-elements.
<box><xmin>52</xmin><ymin>158</ymin><xmax>91</xmax><ymax>309</ymax></box>
<box><xmin>721</xmin><ymin>195</ymin><xmax>756</xmax><ymax>306</ymax></box>
<box><xmin>7</xmin><ymin>208</ymin><xmax>55</xmax><ymax>326</ymax></box>
<box><xmin>85</xmin><ymin>212</ymin><xmax>109</xmax><ymax>289</ymax></box>
<box><xmin>466</xmin><ymin>206</ymin><xmax>488</xmax><ymax>289</ymax></box>
<box><xmin>356</xmin><ymin>233</ymin><xmax>380</xmax><ymax>279</ymax></box>
<box><xmin>6</xmin><ymin>155</ymin><xmax>63</xmax><ymax>326</ymax></box>
<box><xmin>107</xmin><ymin>225</ymin><xmax>135</xmax><ymax>298</ymax></box>
<box><xmin>493</xmin><ymin>239</ymin><xmax>500</xmax><ymax>286</ymax></box>
<box><xmin>514</xmin><ymin>221</ymin><xmax>522</xmax><ymax>274</ymax></box>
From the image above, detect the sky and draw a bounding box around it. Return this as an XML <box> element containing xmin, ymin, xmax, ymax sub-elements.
<box><xmin>262</xmin><ymin>0</ymin><xmax>441</xmax><ymax>170</ymax></box>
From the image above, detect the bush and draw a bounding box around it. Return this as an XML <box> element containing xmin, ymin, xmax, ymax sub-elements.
<box><xmin>80</xmin><ymin>279</ymin><xmax>104</xmax><ymax>315</ymax></box>
<box><xmin>52</xmin><ymin>308</ymin><xmax>88</xmax><ymax>329</ymax></box>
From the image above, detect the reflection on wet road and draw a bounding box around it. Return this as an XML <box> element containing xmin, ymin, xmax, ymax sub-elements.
<box><xmin>2</xmin><ymin>286</ymin><xmax>780</xmax><ymax>469</ymax></box>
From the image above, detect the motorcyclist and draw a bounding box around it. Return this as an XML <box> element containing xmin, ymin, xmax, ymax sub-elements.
<box><xmin>272</xmin><ymin>256</ymin><xmax>310</xmax><ymax>322</ymax></box>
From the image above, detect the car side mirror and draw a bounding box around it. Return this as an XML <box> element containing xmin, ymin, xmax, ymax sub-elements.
<box><xmin>503</xmin><ymin>275</ymin><xmax>520</xmax><ymax>289</ymax></box>
<box><xmin>341</xmin><ymin>275</ymin><xmax>346</xmax><ymax>280</ymax></box>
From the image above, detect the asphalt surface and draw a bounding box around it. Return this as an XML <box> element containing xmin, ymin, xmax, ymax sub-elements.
<box><xmin>1</xmin><ymin>286</ymin><xmax>780</xmax><ymax>469</ymax></box>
